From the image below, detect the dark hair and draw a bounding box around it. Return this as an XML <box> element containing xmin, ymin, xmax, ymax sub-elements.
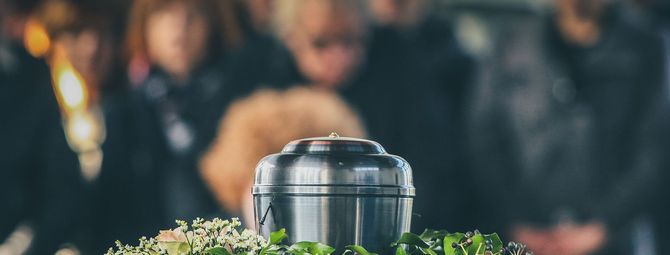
<box><xmin>124</xmin><ymin>0</ymin><xmax>242</xmax><ymax>61</ymax></box>
<box><xmin>35</xmin><ymin>0</ymin><xmax>113</xmax><ymax>39</ymax></box>
<box><xmin>0</xmin><ymin>0</ymin><xmax>43</xmax><ymax>15</ymax></box>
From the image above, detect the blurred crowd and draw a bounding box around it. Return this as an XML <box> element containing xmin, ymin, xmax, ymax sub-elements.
<box><xmin>1</xmin><ymin>0</ymin><xmax>669</xmax><ymax>254</ymax></box>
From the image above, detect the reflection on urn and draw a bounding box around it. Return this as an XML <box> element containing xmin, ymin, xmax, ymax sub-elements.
<box><xmin>253</xmin><ymin>135</ymin><xmax>415</xmax><ymax>253</ymax></box>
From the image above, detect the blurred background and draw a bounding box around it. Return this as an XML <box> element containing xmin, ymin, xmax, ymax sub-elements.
<box><xmin>1</xmin><ymin>0</ymin><xmax>669</xmax><ymax>254</ymax></box>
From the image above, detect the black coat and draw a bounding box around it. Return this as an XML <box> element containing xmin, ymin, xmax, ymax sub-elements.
<box><xmin>372</xmin><ymin>17</ymin><xmax>479</xmax><ymax>233</ymax></box>
<box><xmin>88</xmin><ymin>57</ymin><xmax>243</xmax><ymax>251</ymax></box>
<box><xmin>0</xmin><ymin>41</ymin><xmax>83</xmax><ymax>255</ymax></box>
<box><xmin>467</xmin><ymin>9</ymin><xmax>668</xmax><ymax>254</ymax></box>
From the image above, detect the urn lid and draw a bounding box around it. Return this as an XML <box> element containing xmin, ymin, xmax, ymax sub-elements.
<box><xmin>253</xmin><ymin>133</ymin><xmax>415</xmax><ymax>196</ymax></box>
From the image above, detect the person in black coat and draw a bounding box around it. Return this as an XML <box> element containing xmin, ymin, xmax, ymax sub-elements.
<box><xmin>116</xmin><ymin>0</ymin><xmax>244</xmax><ymax>226</ymax></box>
<box><xmin>368</xmin><ymin>0</ymin><xmax>478</xmax><ymax>233</ymax></box>
<box><xmin>87</xmin><ymin>1</ymin><xmax>245</xmax><ymax>251</ymax></box>
<box><xmin>0</xmin><ymin>21</ymin><xmax>83</xmax><ymax>255</ymax></box>
<box><xmin>467</xmin><ymin>1</ymin><xmax>667</xmax><ymax>254</ymax></box>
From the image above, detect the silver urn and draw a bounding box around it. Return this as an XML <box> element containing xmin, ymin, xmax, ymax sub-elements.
<box><xmin>253</xmin><ymin>133</ymin><xmax>415</xmax><ymax>253</ymax></box>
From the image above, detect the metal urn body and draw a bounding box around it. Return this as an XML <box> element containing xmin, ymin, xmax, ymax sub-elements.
<box><xmin>253</xmin><ymin>134</ymin><xmax>415</xmax><ymax>253</ymax></box>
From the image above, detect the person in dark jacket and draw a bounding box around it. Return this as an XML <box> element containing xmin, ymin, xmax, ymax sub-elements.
<box><xmin>369</xmin><ymin>0</ymin><xmax>475</xmax><ymax>125</ymax></box>
<box><xmin>467</xmin><ymin>0</ymin><xmax>667</xmax><ymax>254</ymax></box>
<box><xmin>368</xmin><ymin>0</ymin><xmax>478</xmax><ymax>232</ymax></box>
<box><xmin>101</xmin><ymin>0</ymin><xmax>244</xmax><ymax>237</ymax></box>
<box><xmin>0</xmin><ymin>2</ymin><xmax>84</xmax><ymax>252</ymax></box>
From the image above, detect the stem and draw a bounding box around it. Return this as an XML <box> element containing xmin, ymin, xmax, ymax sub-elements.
<box><xmin>185</xmin><ymin>231</ymin><xmax>194</xmax><ymax>255</ymax></box>
<box><xmin>475</xmin><ymin>243</ymin><xmax>482</xmax><ymax>255</ymax></box>
<box><xmin>460</xmin><ymin>244</ymin><xmax>468</xmax><ymax>255</ymax></box>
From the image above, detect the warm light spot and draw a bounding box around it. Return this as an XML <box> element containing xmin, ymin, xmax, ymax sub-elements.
<box><xmin>46</xmin><ymin>43</ymin><xmax>104</xmax><ymax>182</ymax></box>
<box><xmin>64</xmin><ymin>110</ymin><xmax>104</xmax><ymax>152</ymax></box>
<box><xmin>70</xmin><ymin>114</ymin><xmax>93</xmax><ymax>140</ymax></box>
<box><xmin>51</xmin><ymin>49</ymin><xmax>88</xmax><ymax>112</ymax></box>
<box><xmin>57</xmin><ymin>69</ymin><xmax>86</xmax><ymax>109</ymax></box>
<box><xmin>24</xmin><ymin>18</ymin><xmax>51</xmax><ymax>57</ymax></box>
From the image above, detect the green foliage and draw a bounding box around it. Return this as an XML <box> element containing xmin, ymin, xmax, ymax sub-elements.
<box><xmin>159</xmin><ymin>241</ymin><xmax>191</xmax><ymax>255</ymax></box>
<box><xmin>269</xmin><ymin>228</ymin><xmax>288</xmax><ymax>245</ymax></box>
<box><xmin>206</xmin><ymin>246</ymin><xmax>233</xmax><ymax>255</ymax></box>
<box><xmin>393</xmin><ymin>230</ymin><xmax>506</xmax><ymax>255</ymax></box>
<box><xmin>260</xmin><ymin>228</ymin><xmax>289</xmax><ymax>255</ymax></box>
<box><xmin>288</xmin><ymin>241</ymin><xmax>336</xmax><ymax>255</ymax></box>
<box><xmin>395</xmin><ymin>246</ymin><xmax>408</xmax><ymax>255</ymax></box>
<box><xmin>107</xmin><ymin>217</ymin><xmax>520</xmax><ymax>255</ymax></box>
<box><xmin>443</xmin><ymin>233</ymin><xmax>465</xmax><ymax>255</ymax></box>
<box><xmin>484</xmin><ymin>234</ymin><xmax>503</xmax><ymax>254</ymax></box>
<box><xmin>392</xmin><ymin>232</ymin><xmax>430</xmax><ymax>248</ymax></box>
<box><xmin>419</xmin><ymin>230</ymin><xmax>449</xmax><ymax>242</ymax></box>
<box><xmin>344</xmin><ymin>245</ymin><xmax>378</xmax><ymax>255</ymax></box>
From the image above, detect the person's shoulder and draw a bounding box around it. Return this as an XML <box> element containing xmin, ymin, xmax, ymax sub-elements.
<box><xmin>602</xmin><ymin>5</ymin><xmax>663</xmax><ymax>47</ymax></box>
<box><xmin>2</xmin><ymin>43</ymin><xmax>54</xmax><ymax>102</ymax></box>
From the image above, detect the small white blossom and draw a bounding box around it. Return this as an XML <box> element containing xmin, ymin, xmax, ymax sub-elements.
<box><xmin>107</xmin><ymin>217</ymin><xmax>267</xmax><ymax>255</ymax></box>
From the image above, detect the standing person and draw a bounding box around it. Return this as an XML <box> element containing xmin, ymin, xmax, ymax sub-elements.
<box><xmin>0</xmin><ymin>0</ymin><xmax>83</xmax><ymax>253</ymax></box>
<box><xmin>119</xmin><ymin>0</ymin><xmax>243</xmax><ymax>231</ymax></box>
<box><xmin>369</xmin><ymin>0</ymin><xmax>475</xmax><ymax>126</ymax></box>
<box><xmin>33</xmin><ymin>0</ymin><xmax>150</xmax><ymax>252</ymax></box>
<box><xmin>467</xmin><ymin>0</ymin><xmax>667</xmax><ymax>254</ymax></box>
<box><xmin>638</xmin><ymin>1</ymin><xmax>670</xmax><ymax>253</ymax></box>
<box><xmin>368</xmin><ymin>0</ymin><xmax>478</xmax><ymax>232</ymax></box>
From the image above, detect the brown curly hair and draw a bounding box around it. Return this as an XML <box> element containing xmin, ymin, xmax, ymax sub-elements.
<box><xmin>200</xmin><ymin>86</ymin><xmax>366</xmax><ymax>213</ymax></box>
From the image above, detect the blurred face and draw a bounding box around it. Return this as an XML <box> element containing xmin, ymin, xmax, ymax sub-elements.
<box><xmin>553</xmin><ymin>0</ymin><xmax>604</xmax><ymax>45</ymax></box>
<box><xmin>145</xmin><ymin>1</ymin><xmax>209</xmax><ymax>81</ymax></box>
<box><xmin>370</xmin><ymin>0</ymin><xmax>423</xmax><ymax>28</ymax></box>
<box><xmin>286</xmin><ymin>2</ymin><xmax>367</xmax><ymax>89</ymax></box>
<box><xmin>245</xmin><ymin>0</ymin><xmax>273</xmax><ymax>32</ymax></box>
<box><xmin>59</xmin><ymin>29</ymin><xmax>112</xmax><ymax>86</ymax></box>
<box><xmin>555</xmin><ymin>0</ymin><xmax>604</xmax><ymax>20</ymax></box>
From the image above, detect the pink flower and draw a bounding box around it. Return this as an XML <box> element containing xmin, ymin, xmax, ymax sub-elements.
<box><xmin>157</xmin><ymin>229</ymin><xmax>188</xmax><ymax>242</ymax></box>
<box><xmin>157</xmin><ymin>229</ymin><xmax>189</xmax><ymax>255</ymax></box>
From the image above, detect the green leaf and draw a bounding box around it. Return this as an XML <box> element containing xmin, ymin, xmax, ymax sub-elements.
<box><xmin>205</xmin><ymin>247</ymin><xmax>233</xmax><ymax>255</ymax></box>
<box><xmin>260</xmin><ymin>245</ymin><xmax>286</xmax><ymax>255</ymax></box>
<box><xmin>158</xmin><ymin>241</ymin><xmax>190</xmax><ymax>255</ymax></box>
<box><xmin>395</xmin><ymin>246</ymin><xmax>407</xmax><ymax>255</ymax></box>
<box><xmin>418</xmin><ymin>247</ymin><xmax>438</xmax><ymax>255</ymax></box>
<box><xmin>419</xmin><ymin>229</ymin><xmax>449</xmax><ymax>242</ymax></box>
<box><xmin>287</xmin><ymin>242</ymin><xmax>309</xmax><ymax>255</ymax></box>
<box><xmin>269</xmin><ymin>228</ymin><xmax>288</xmax><ymax>245</ymax></box>
<box><xmin>310</xmin><ymin>242</ymin><xmax>336</xmax><ymax>255</ymax></box>
<box><xmin>345</xmin><ymin>245</ymin><xmax>378</xmax><ymax>255</ymax></box>
<box><xmin>261</xmin><ymin>229</ymin><xmax>288</xmax><ymax>255</ymax></box>
<box><xmin>288</xmin><ymin>241</ymin><xmax>335</xmax><ymax>255</ymax></box>
<box><xmin>466</xmin><ymin>234</ymin><xmax>485</xmax><ymax>255</ymax></box>
<box><xmin>443</xmin><ymin>233</ymin><xmax>465</xmax><ymax>255</ymax></box>
<box><xmin>392</xmin><ymin>232</ymin><xmax>430</xmax><ymax>248</ymax></box>
<box><xmin>484</xmin><ymin>233</ymin><xmax>503</xmax><ymax>254</ymax></box>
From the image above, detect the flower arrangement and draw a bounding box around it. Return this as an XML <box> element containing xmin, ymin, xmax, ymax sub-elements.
<box><xmin>106</xmin><ymin>218</ymin><xmax>531</xmax><ymax>255</ymax></box>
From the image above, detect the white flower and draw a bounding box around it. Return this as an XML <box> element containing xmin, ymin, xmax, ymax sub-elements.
<box><xmin>108</xmin><ymin>217</ymin><xmax>267</xmax><ymax>255</ymax></box>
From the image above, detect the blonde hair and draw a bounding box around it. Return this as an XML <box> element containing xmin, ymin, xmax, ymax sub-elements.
<box><xmin>200</xmin><ymin>86</ymin><xmax>366</xmax><ymax>212</ymax></box>
<box><xmin>271</xmin><ymin>0</ymin><xmax>370</xmax><ymax>40</ymax></box>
